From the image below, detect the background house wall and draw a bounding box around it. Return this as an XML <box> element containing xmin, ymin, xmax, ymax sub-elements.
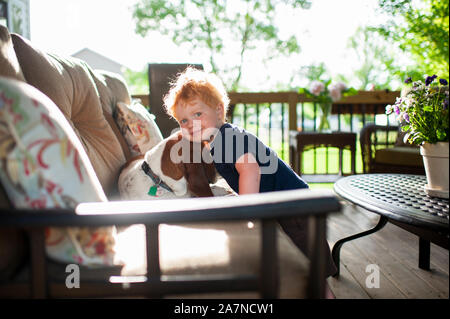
<box><xmin>72</xmin><ymin>47</ymin><xmax>125</xmax><ymax>77</ymax></box>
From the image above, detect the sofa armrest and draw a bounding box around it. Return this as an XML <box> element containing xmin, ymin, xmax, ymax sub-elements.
<box><xmin>0</xmin><ymin>189</ymin><xmax>340</xmax><ymax>227</ymax></box>
<box><xmin>360</xmin><ymin>123</ymin><xmax>400</xmax><ymax>173</ymax></box>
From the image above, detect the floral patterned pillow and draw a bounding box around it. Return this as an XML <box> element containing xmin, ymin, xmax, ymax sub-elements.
<box><xmin>114</xmin><ymin>101</ymin><xmax>163</xmax><ymax>156</ymax></box>
<box><xmin>0</xmin><ymin>76</ymin><xmax>117</xmax><ymax>267</ymax></box>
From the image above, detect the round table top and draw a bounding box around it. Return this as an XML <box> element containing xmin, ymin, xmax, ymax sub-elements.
<box><xmin>334</xmin><ymin>174</ymin><xmax>449</xmax><ymax>232</ymax></box>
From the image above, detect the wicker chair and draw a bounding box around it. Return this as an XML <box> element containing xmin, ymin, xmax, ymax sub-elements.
<box><xmin>360</xmin><ymin>123</ymin><xmax>425</xmax><ymax>175</ymax></box>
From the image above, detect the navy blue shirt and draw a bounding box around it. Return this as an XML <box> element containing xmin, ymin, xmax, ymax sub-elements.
<box><xmin>210</xmin><ymin>123</ymin><xmax>308</xmax><ymax>193</ymax></box>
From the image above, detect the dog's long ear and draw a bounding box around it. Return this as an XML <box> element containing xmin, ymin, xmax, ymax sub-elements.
<box><xmin>183</xmin><ymin>140</ymin><xmax>214</xmax><ymax>197</ymax></box>
<box><xmin>183</xmin><ymin>162</ymin><xmax>214</xmax><ymax>197</ymax></box>
<box><xmin>202</xmin><ymin>141</ymin><xmax>218</xmax><ymax>184</ymax></box>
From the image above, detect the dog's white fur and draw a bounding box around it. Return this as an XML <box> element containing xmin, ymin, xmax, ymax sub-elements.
<box><xmin>118</xmin><ymin>133</ymin><xmax>234</xmax><ymax>200</ymax></box>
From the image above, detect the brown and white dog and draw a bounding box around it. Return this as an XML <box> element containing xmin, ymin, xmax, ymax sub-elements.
<box><xmin>118</xmin><ymin>131</ymin><xmax>234</xmax><ymax>200</ymax></box>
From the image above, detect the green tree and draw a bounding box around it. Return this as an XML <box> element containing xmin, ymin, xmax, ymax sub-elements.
<box><xmin>348</xmin><ymin>26</ymin><xmax>399</xmax><ymax>90</ymax></box>
<box><xmin>132</xmin><ymin>0</ymin><xmax>311</xmax><ymax>90</ymax></box>
<box><xmin>300</xmin><ymin>62</ymin><xmax>328</xmax><ymax>83</ymax></box>
<box><xmin>369</xmin><ymin>0</ymin><xmax>449</xmax><ymax>80</ymax></box>
<box><xmin>123</xmin><ymin>66</ymin><xmax>149</xmax><ymax>95</ymax></box>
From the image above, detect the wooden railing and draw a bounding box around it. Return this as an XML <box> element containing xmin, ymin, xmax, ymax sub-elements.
<box><xmin>227</xmin><ymin>90</ymin><xmax>399</xmax><ymax>129</ymax></box>
<box><xmin>132</xmin><ymin>90</ymin><xmax>400</xmax><ymax>180</ymax></box>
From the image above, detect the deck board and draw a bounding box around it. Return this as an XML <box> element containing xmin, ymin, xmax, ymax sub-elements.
<box><xmin>354</xmin><ymin>206</ymin><xmax>449</xmax><ymax>275</ymax></box>
<box><xmin>326</xmin><ymin>202</ymin><xmax>449</xmax><ymax>299</ymax></box>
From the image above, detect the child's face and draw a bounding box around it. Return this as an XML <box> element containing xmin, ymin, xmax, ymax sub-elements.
<box><xmin>174</xmin><ymin>98</ymin><xmax>224</xmax><ymax>142</ymax></box>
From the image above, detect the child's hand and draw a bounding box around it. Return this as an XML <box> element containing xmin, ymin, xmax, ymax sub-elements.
<box><xmin>235</xmin><ymin>153</ymin><xmax>260</xmax><ymax>194</ymax></box>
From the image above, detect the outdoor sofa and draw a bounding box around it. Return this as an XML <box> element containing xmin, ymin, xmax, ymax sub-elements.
<box><xmin>0</xmin><ymin>25</ymin><xmax>340</xmax><ymax>299</ymax></box>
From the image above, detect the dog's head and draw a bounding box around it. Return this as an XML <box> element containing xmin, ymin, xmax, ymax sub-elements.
<box><xmin>145</xmin><ymin>131</ymin><xmax>217</xmax><ymax>197</ymax></box>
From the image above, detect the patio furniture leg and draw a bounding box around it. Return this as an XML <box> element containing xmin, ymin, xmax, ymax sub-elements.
<box><xmin>331</xmin><ymin>215</ymin><xmax>388</xmax><ymax>277</ymax></box>
<box><xmin>261</xmin><ymin>219</ymin><xmax>278</xmax><ymax>299</ymax></box>
<box><xmin>418</xmin><ymin>237</ymin><xmax>430</xmax><ymax>270</ymax></box>
<box><xmin>28</xmin><ymin>228</ymin><xmax>47</xmax><ymax>298</ymax></box>
<box><xmin>146</xmin><ymin>224</ymin><xmax>162</xmax><ymax>298</ymax></box>
<box><xmin>307</xmin><ymin>215</ymin><xmax>327</xmax><ymax>299</ymax></box>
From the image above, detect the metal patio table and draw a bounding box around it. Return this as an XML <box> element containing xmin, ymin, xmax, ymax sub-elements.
<box><xmin>332</xmin><ymin>174</ymin><xmax>449</xmax><ymax>276</ymax></box>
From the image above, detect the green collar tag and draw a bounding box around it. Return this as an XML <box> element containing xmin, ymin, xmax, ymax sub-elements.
<box><xmin>148</xmin><ymin>185</ymin><xmax>158</xmax><ymax>196</ymax></box>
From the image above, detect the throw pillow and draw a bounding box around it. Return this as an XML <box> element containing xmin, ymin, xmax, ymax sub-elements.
<box><xmin>114</xmin><ymin>101</ymin><xmax>163</xmax><ymax>156</ymax></box>
<box><xmin>0</xmin><ymin>76</ymin><xmax>117</xmax><ymax>267</ymax></box>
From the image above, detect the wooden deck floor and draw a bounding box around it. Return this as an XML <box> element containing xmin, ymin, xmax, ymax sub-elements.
<box><xmin>326</xmin><ymin>202</ymin><xmax>449</xmax><ymax>299</ymax></box>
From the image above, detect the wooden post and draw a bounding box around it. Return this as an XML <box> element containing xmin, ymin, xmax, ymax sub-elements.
<box><xmin>288</xmin><ymin>92</ymin><xmax>298</xmax><ymax>132</ymax></box>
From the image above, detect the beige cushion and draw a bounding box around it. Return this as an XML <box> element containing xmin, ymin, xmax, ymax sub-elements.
<box><xmin>0</xmin><ymin>26</ymin><xmax>25</xmax><ymax>81</ymax></box>
<box><xmin>0</xmin><ymin>77</ymin><xmax>117</xmax><ymax>267</ymax></box>
<box><xmin>375</xmin><ymin>146</ymin><xmax>423</xmax><ymax>167</ymax></box>
<box><xmin>10</xmin><ymin>34</ymin><xmax>129</xmax><ymax>196</ymax></box>
<box><xmin>87</xmin><ymin>70</ymin><xmax>133</xmax><ymax>162</ymax></box>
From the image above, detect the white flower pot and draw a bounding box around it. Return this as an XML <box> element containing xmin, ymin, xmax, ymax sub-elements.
<box><xmin>420</xmin><ymin>142</ymin><xmax>449</xmax><ymax>198</ymax></box>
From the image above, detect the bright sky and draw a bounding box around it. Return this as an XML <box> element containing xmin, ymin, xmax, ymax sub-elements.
<box><xmin>29</xmin><ymin>0</ymin><xmax>389</xmax><ymax>90</ymax></box>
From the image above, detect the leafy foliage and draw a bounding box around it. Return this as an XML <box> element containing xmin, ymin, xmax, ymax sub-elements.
<box><xmin>123</xmin><ymin>67</ymin><xmax>149</xmax><ymax>95</ymax></box>
<box><xmin>348</xmin><ymin>26</ymin><xmax>400</xmax><ymax>90</ymax></box>
<box><xmin>370</xmin><ymin>0</ymin><xmax>449</xmax><ymax>80</ymax></box>
<box><xmin>131</xmin><ymin>0</ymin><xmax>311</xmax><ymax>90</ymax></box>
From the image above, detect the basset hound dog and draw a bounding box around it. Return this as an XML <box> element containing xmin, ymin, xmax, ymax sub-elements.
<box><xmin>118</xmin><ymin>131</ymin><xmax>234</xmax><ymax>200</ymax></box>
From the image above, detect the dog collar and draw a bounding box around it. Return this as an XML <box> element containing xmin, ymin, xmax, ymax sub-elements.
<box><xmin>141</xmin><ymin>161</ymin><xmax>173</xmax><ymax>193</ymax></box>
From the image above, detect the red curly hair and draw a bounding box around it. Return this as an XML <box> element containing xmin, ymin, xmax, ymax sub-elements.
<box><xmin>163</xmin><ymin>67</ymin><xmax>230</xmax><ymax>121</ymax></box>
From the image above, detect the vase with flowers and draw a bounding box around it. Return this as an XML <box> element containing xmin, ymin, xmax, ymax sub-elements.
<box><xmin>299</xmin><ymin>80</ymin><xmax>356</xmax><ymax>131</ymax></box>
<box><xmin>386</xmin><ymin>75</ymin><xmax>449</xmax><ymax>198</ymax></box>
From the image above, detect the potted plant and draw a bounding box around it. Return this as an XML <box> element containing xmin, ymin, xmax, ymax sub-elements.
<box><xmin>386</xmin><ymin>75</ymin><xmax>449</xmax><ymax>198</ymax></box>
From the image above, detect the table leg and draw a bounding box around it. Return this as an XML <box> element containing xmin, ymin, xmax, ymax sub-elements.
<box><xmin>418</xmin><ymin>237</ymin><xmax>431</xmax><ymax>270</ymax></box>
<box><xmin>331</xmin><ymin>215</ymin><xmax>388</xmax><ymax>277</ymax></box>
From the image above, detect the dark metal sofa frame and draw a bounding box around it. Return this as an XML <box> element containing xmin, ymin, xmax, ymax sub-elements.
<box><xmin>0</xmin><ymin>189</ymin><xmax>340</xmax><ymax>299</ymax></box>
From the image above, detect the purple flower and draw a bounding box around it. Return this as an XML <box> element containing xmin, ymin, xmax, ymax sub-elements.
<box><xmin>439</xmin><ymin>78</ymin><xmax>448</xmax><ymax>86</ymax></box>
<box><xmin>403</xmin><ymin>112</ymin><xmax>410</xmax><ymax>123</ymax></box>
<box><xmin>404</xmin><ymin>77</ymin><xmax>412</xmax><ymax>84</ymax></box>
<box><xmin>425</xmin><ymin>75</ymin><xmax>437</xmax><ymax>86</ymax></box>
<box><xmin>394</xmin><ymin>105</ymin><xmax>400</xmax><ymax>115</ymax></box>
<box><xmin>444</xmin><ymin>97</ymin><xmax>449</xmax><ymax>110</ymax></box>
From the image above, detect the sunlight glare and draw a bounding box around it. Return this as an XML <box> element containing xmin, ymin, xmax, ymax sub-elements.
<box><xmin>114</xmin><ymin>223</ymin><xmax>230</xmax><ymax>275</ymax></box>
<box><xmin>159</xmin><ymin>224</ymin><xmax>230</xmax><ymax>271</ymax></box>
